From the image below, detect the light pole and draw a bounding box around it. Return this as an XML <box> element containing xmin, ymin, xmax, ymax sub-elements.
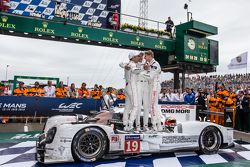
<box><xmin>184</xmin><ymin>3</ymin><xmax>193</xmax><ymax>22</ymax></box>
<box><xmin>5</xmin><ymin>65</ymin><xmax>9</xmax><ymax>81</ymax></box>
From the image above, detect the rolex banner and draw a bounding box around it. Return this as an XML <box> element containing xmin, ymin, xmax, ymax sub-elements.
<box><xmin>228</xmin><ymin>52</ymin><xmax>248</xmax><ymax>69</ymax></box>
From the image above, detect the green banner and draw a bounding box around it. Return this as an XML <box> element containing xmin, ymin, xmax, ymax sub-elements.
<box><xmin>184</xmin><ymin>35</ymin><xmax>209</xmax><ymax>64</ymax></box>
<box><xmin>0</xmin><ymin>13</ymin><xmax>175</xmax><ymax>52</ymax></box>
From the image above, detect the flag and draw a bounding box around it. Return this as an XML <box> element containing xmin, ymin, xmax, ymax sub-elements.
<box><xmin>227</xmin><ymin>52</ymin><xmax>248</xmax><ymax>69</ymax></box>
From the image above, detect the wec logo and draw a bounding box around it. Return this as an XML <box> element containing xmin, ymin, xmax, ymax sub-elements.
<box><xmin>59</xmin><ymin>103</ymin><xmax>82</xmax><ymax>109</ymax></box>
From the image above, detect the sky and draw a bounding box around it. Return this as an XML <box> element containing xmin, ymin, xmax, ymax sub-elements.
<box><xmin>0</xmin><ymin>0</ymin><xmax>250</xmax><ymax>88</ymax></box>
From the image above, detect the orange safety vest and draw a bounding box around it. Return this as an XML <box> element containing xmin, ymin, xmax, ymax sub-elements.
<box><xmin>55</xmin><ymin>87</ymin><xmax>67</xmax><ymax>98</ymax></box>
<box><xmin>78</xmin><ymin>88</ymin><xmax>90</xmax><ymax>98</ymax></box>
<box><xmin>28</xmin><ymin>87</ymin><xmax>45</xmax><ymax>96</ymax></box>
<box><xmin>91</xmin><ymin>90</ymin><xmax>101</xmax><ymax>99</ymax></box>
<box><xmin>217</xmin><ymin>89</ymin><xmax>230</xmax><ymax>97</ymax></box>
<box><xmin>117</xmin><ymin>93</ymin><xmax>126</xmax><ymax>100</ymax></box>
<box><xmin>13</xmin><ymin>88</ymin><xmax>28</xmax><ymax>96</ymax></box>
<box><xmin>215</xmin><ymin>97</ymin><xmax>223</xmax><ymax>112</ymax></box>
<box><xmin>224</xmin><ymin>97</ymin><xmax>235</xmax><ymax>109</ymax></box>
<box><xmin>229</xmin><ymin>92</ymin><xmax>237</xmax><ymax>104</ymax></box>
<box><xmin>208</xmin><ymin>96</ymin><xmax>217</xmax><ymax>111</ymax></box>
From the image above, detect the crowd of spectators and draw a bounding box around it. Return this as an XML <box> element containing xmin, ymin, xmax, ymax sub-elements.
<box><xmin>0</xmin><ymin>80</ymin><xmax>126</xmax><ymax>100</ymax></box>
<box><xmin>161</xmin><ymin>73</ymin><xmax>250</xmax><ymax>93</ymax></box>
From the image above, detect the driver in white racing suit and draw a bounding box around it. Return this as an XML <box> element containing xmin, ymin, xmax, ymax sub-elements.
<box><xmin>135</xmin><ymin>52</ymin><xmax>150</xmax><ymax>131</ymax></box>
<box><xmin>119</xmin><ymin>52</ymin><xmax>141</xmax><ymax>131</ymax></box>
<box><xmin>143</xmin><ymin>50</ymin><xmax>163</xmax><ymax>131</ymax></box>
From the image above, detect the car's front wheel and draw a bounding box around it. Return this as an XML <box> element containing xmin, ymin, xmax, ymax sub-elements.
<box><xmin>71</xmin><ymin>127</ymin><xmax>107</xmax><ymax>162</ymax></box>
<box><xmin>199</xmin><ymin>126</ymin><xmax>222</xmax><ymax>154</ymax></box>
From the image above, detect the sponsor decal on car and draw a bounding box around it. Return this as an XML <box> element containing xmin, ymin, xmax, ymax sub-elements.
<box><xmin>162</xmin><ymin>136</ymin><xmax>198</xmax><ymax>144</ymax></box>
<box><xmin>124</xmin><ymin>135</ymin><xmax>140</xmax><ymax>154</ymax></box>
<box><xmin>111</xmin><ymin>135</ymin><xmax>119</xmax><ymax>143</ymax></box>
<box><xmin>60</xmin><ymin>137</ymin><xmax>72</xmax><ymax>143</ymax></box>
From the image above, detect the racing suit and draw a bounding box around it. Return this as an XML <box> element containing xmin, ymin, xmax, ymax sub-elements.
<box><xmin>144</xmin><ymin>59</ymin><xmax>162</xmax><ymax>131</ymax></box>
<box><xmin>119</xmin><ymin>61</ymin><xmax>141</xmax><ymax>129</ymax></box>
<box><xmin>136</xmin><ymin>62</ymin><xmax>150</xmax><ymax>130</ymax></box>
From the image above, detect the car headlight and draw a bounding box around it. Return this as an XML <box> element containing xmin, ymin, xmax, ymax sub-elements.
<box><xmin>46</xmin><ymin>127</ymin><xmax>57</xmax><ymax>144</ymax></box>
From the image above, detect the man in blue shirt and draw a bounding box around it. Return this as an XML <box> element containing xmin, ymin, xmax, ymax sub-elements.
<box><xmin>184</xmin><ymin>88</ymin><xmax>195</xmax><ymax>105</ymax></box>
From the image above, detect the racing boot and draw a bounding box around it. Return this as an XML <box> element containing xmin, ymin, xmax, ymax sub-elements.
<box><xmin>143</xmin><ymin>125</ymin><xmax>150</xmax><ymax>132</ymax></box>
<box><xmin>127</xmin><ymin>124</ymin><xmax>134</xmax><ymax>133</ymax></box>
<box><xmin>124</xmin><ymin>125</ymin><xmax>129</xmax><ymax>131</ymax></box>
<box><xmin>157</xmin><ymin>124</ymin><xmax>163</xmax><ymax>132</ymax></box>
<box><xmin>135</xmin><ymin>125</ymin><xmax>141</xmax><ymax>132</ymax></box>
<box><xmin>152</xmin><ymin>124</ymin><xmax>158</xmax><ymax>132</ymax></box>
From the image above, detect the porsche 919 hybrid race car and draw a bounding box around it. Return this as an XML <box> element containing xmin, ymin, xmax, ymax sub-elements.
<box><xmin>36</xmin><ymin>107</ymin><xmax>234</xmax><ymax>164</ymax></box>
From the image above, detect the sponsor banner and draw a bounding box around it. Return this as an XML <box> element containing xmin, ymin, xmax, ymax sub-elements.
<box><xmin>125</xmin><ymin>135</ymin><xmax>140</xmax><ymax>140</ymax></box>
<box><xmin>0</xmin><ymin>96</ymin><xmax>101</xmax><ymax>116</ymax></box>
<box><xmin>160</xmin><ymin>105</ymin><xmax>196</xmax><ymax>122</ymax></box>
<box><xmin>162</xmin><ymin>136</ymin><xmax>198</xmax><ymax>145</ymax></box>
<box><xmin>0</xmin><ymin>13</ymin><xmax>174</xmax><ymax>51</ymax></box>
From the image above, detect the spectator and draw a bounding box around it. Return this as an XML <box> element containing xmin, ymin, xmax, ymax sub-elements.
<box><xmin>99</xmin><ymin>85</ymin><xmax>103</xmax><ymax>96</ymax></box>
<box><xmin>91</xmin><ymin>84</ymin><xmax>101</xmax><ymax>99</ymax></box>
<box><xmin>173</xmin><ymin>89</ymin><xmax>184</xmax><ymax>102</ymax></box>
<box><xmin>55</xmin><ymin>81</ymin><xmax>67</xmax><ymax>98</ymax></box>
<box><xmin>117</xmin><ymin>89</ymin><xmax>125</xmax><ymax>100</ymax></box>
<box><xmin>236</xmin><ymin>91</ymin><xmax>249</xmax><ymax>132</ymax></box>
<box><xmin>166</xmin><ymin>89</ymin><xmax>174</xmax><ymax>102</ymax></box>
<box><xmin>111</xmin><ymin>10</ymin><xmax>119</xmax><ymax>30</ymax></box>
<box><xmin>184</xmin><ymin>88</ymin><xmax>195</xmax><ymax>105</ymax></box>
<box><xmin>44</xmin><ymin>80</ymin><xmax>56</xmax><ymax>97</ymax></box>
<box><xmin>103</xmin><ymin>87</ymin><xmax>117</xmax><ymax>109</ymax></box>
<box><xmin>0</xmin><ymin>82</ymin><xmax>4</xmax><ymax>96</ymax></box>
<box><xmin>28</xmin><ymin>81</ymin><xmax>45</xmax><ymax>96</ymax></box>
<box><xmin>159</xmin><ymin>88</ymin><xmax>168</xmax><ymax>102</ymax></box>
<box><xmin>165</xmin><ymin>16</ymin><xmax>174</xmax><ymax>37</ymax></box>
<box><xmin>196</xmin><ymin>91</ymin><xmax>206</xmax><ymax>110</ymax></box>
<box><xmin>68</xmin><ymin>83</ymin><xmax>77</xmax><ymax>98</ymax></box>
<box><xmin>78</xmin><ymin>82</ymin><xmax>89</xmax><ymax>98</ymax></box>
<box><xmin>13</xmin><ymin>82</ymin><xmax>28</xmax><ymax>96</ymax></box>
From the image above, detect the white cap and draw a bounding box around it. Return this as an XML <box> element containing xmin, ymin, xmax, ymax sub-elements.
<box><xmin>128</xmin><ymin>51</ymin><xmax>139</xmax><ymax>60</ymax></box>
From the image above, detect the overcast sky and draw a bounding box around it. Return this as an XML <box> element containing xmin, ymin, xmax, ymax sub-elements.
<box><xmin>0</xmin><ymin>0</ymin><xmax>250</xmax><ymax>88</ymax></box>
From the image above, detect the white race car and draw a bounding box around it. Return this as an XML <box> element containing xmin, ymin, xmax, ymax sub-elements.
<box><xmin>36</xmin><ymin>107</ymin><xmax>234</xmax><ymax>164</ymax></box>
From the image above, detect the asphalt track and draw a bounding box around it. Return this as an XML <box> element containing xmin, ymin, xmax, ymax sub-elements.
<box><xmin>0</xmin><ymin>132</ymin><xmax>250</xmax><ymax>167</ymax></box>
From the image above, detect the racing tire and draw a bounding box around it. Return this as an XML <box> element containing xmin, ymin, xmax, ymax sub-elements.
<box><xmin>199</xmin><ymin>126</ymin><xmax>222</xmax><ymax>154</ymax></box>
<box><xmin>71</xmin><ymin>127</ymin><xmax>107</xmax><ymax>162</ymax></box>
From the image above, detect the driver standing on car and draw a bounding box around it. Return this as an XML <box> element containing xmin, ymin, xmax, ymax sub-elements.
<box><xmin>119</xmin><ymin>51</ymin><xmax>141</xmax><ymax>131</ymax></box>
<box><xmin>135</xmin><ymin>52</ymin><xmax>150</xmax><ymax>131</ymax></box>
<box><xmin>143</xmin><ymin>50</ymin><xmax>163</xmax><ymax>131</ymax></box>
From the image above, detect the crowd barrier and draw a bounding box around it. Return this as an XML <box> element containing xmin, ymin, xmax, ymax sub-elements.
<box><xmin>0</xmin><ymin>96</ymin><xmax>101</xmax><ymax>116</ymax></box>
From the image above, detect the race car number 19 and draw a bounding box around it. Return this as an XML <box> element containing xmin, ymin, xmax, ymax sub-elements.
<box><xmin>124</xmin><ymin>135</ymin><xmax>140</xmax><ymax>154</ymax></box>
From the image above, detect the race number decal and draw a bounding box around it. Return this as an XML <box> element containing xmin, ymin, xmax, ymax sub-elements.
<box><xmin>124</xmin><ymin>135</ymin><xmax>140</xmax><ymax>154</ymax></box>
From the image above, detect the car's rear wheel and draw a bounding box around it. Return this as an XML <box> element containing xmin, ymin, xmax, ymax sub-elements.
<box><xmin>72</xmin><ymin>127</ymin><xmax>107</xmax><ymax>162</ymax></box>
<box><xmin>199</xmin><ymin>126</ymin><xmax>222</xmax><ymax>154</ymax></box>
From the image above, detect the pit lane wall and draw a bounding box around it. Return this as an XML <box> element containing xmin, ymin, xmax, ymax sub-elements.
<box><xmin>0</xmin><ymin>96</ymin><xmax>196</xmax><ymax>121</ymax></box>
